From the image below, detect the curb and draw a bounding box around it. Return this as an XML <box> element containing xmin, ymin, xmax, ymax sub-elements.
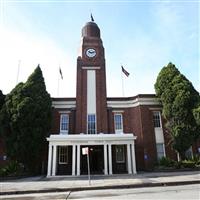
<box><xmin>1</xmin><ymin>180</ymin><xmax>200</xmax><ymax>196</ymax></box>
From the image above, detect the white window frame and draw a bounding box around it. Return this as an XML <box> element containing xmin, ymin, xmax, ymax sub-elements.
<box><xmin>60</xmin><ymin>114</ymin><xmax>69</xmax><ymax>134</ymax></box>
<box><xmin>156</xmin><ymin>143</ymin><xmax>166</xmax><ymax>160</ymax></box>
<box><xmin>153</xmin><ymin>111</ymin><xmax>162</xmax><ymax>128</ymax></box>
<box><xmin>87</xmin><ymin>114</ymin><xmax>96</xmax><ymax>134</ymax></box>
<box><xmin>116</xmin><ymin>145</ymin><xmax>125</xmax><ymax>163</ymax></box>
<box><xmin>59</xmin><ymin>146</ymin><xmax>68</xmax><ymax>164</ymax></box>
<box><xmin>114</xmin><ymin>113</ymin><xmax>123</xmax><ymax>134</ymax></box>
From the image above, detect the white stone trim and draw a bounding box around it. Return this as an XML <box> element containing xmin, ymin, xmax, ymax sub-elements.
<box><xmin>59</xmin><ymin>111</ymin><xmax>71</xmax><ymax>114</ymax></box>
<box><xmin>52</xmin><ymin>97</ymin><xmax>160</xmax><ymax>109</ymax></box>
<box><xmin>52</xmin><ymin>101</ymin><xmax>76</xmax><ymax>109</ymax></box>
<box><xmin>107</xmin><ymin>97</ymin><xmax>160</xmax><ymax>108</ymax></box>
<box><xmin>82</xmin><ymin>66</ymin><xmax>101</xmax><ymax>70</ymax></box>
<box><xmin>112</xmin><ymin>110</ymin><xmax>124</xmax><ymax>113</ymax></box>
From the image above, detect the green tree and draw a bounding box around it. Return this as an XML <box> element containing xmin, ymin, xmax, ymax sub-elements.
<box><xmin>1</xmin><ymin>65</ymin><xmax>52</xmax><ymax>173</ymax></box>
<box><xmin>155</xmin><ymin>62</ymin><xmax>200</xmax><ymax>159</ymax></box>
<box><xmin>0</xmin><ymin>90</ymin><xmax>6</xmax><ymax>136</ymax></box>
<box><xmin>0</xmin><ymin>90</ymin><xmax>5</xmax><ymax>109</ymax></box>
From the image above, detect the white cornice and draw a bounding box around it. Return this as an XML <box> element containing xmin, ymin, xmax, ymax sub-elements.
<box><xmin>52</xmin><ymin>97</ymin><xmax>160</xmax><ymax>109</ymax></box>
<box><xmin>107</xmin><ymin>97</ymin><xmax>161</xmax><ymax>108</ymax></box>
<box><xmin>47</xmin><ymin>133</ymin><xmax>137</xmax><ymax>145</ymax></box>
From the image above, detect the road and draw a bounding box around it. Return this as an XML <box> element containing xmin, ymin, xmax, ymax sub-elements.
<box><xmin>1</xmin><ymin>184</ymin><xmax>200</xmax><ymax>200</ymax></box>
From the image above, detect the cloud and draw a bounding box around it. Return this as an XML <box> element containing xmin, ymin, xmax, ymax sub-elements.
<box><xmin>0</xmin><ymin>27</ymin><xmax>76</xmax><ymax>97</ymax></box>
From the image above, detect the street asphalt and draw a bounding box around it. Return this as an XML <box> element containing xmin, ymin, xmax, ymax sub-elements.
<box><xmin>0</xmin><ymin>170</ymin><xmax>200</xmax><ymax>196</ymax></box>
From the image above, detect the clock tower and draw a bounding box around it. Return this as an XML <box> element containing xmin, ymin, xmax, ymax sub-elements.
<box><xmin>76</xmin><ymin>20</ymin><xmax>108</xmax><ymax>134</ymax></box>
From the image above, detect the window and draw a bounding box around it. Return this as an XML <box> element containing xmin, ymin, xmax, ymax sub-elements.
<box><xmin>153</xmin><ymin>111</ymin><xmax>161</xmax><ymax>128</ymax></box>
<box><xmin>156</xmin><ymin>143</ymin><xmax>165</xmax><ymax>160</ymax></box>
<box><xmin>59</xmin><ymin>146</ymin><xmax>68</xmax><ymax>164</ymax></box>
<box><xmin>116</xmin><ymin>145</ymin><xmax>125</xmax><ymax>163</ymax></box>
<box><xmin>60</xmin><ymin>114</ymin><xmax>69</xmax><ymax>133</ymax></box>
<box><xmin>114</xmin><ymin>114</ymin><xmax>123</xmax><ymax>133</ymax></box>
<box><xmin>185</xmin><ymin>147</ymin><xmax>193</xmax><ymax>159</ymax></box>
<box><xmin>88</xmin><ymin>114</ymin><xmax>96</xmax><ymax>134</ymax></box>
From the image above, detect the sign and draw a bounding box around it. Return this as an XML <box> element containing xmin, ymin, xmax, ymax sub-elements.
<box><xmin>81</xmin><ymin>147</ymin><xmax>91</xmax><ymax>185</ymax></box>
<box><xmin>82</xmin><ymin>147</ymin><xmax>89</xmax><ymax>155</ymax></box>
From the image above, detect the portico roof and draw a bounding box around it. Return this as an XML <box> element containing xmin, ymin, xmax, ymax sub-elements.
<box><xmin>47</xmin><ymin>133</ymin><xmax>136</xmax><ymax>145</ymax></box>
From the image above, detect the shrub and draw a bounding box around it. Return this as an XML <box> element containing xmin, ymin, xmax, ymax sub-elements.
<box><xmin>191</xmin><ymin>154</ymin><xmax>200</xmax><ymax>166</ymax></box>
<box><xmin>181</xmin><ymin>160</ymin><xmax>196</xmax><ymax>168</ymax></box>
<box><xmin>159</xmin><ymin>157</ymin><xmax>176</xmax><ymax>167</ymax></box>
<box><xmin>0</xmin><ymin>161</ymin><xmax>24</xmax><ymax>177</ymax></box>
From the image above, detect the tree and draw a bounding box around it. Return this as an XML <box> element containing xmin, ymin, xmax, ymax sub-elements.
<box><xmin>1</xmin><ymin>65</ymin><xmax>52</xmax><ymax>173</ymax></box>
<box><xmin>0</xmin><ymin>90</ymin><xmax>5</xmax><ymax>109</ymax></box>
<box><xmin>155</xmin><ymin>62</ymin><xmax>200</xmax><ymax>159</ymax></box>
<box><xmin>0</xmin><ymin>90</ymin><xmax>6</xmax><ymax>136</ymax></box>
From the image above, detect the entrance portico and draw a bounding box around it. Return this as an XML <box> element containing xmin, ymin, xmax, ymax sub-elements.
<box><xmin>47</xmin><ymin>133</ymin><xmax>137</xmax><ymax>177</ymax></box>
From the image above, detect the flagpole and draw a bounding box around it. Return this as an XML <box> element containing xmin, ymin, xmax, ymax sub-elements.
<box><xmin>121</xmin><ymin>68</ymin><xmax>125</xmax><ymax>97</ymax></box>
<box><xmin>57</xmin><ymin>66</ymin><xmax>60</xmax><ymax>97</ymax></box>
<box><xmin>16</xmin><ymin>60</ymin><xmax>21</xmax><ymax>84</ymax></box>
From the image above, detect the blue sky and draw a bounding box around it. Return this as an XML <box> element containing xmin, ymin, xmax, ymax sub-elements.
<box><xmin>0</xmin><ymin>0</ymin><xmax>199</xmax><ymax>97</ymax></box>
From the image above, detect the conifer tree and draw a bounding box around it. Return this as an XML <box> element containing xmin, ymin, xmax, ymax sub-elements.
<box><xmin>1</xmin><ymin>65</ymin><xmax>52</xmax><ymax>173</ymax></box>
<box><xmin>155</xmin><ymin>63</ymin><xmax>200</xmax><ymax>159</ymax></box>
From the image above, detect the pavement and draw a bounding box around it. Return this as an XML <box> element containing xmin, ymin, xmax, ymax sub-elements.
<box><xmin>0</xmin><ymin>170</ymin><xmax>200</xmax><ymax>195</ymax></box>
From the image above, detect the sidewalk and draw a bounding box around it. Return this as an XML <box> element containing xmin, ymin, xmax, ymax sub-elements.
<box><xmin>0</xmin><ymin>171</ymin><xmax>200</xmax><ymax>195</ymax></box>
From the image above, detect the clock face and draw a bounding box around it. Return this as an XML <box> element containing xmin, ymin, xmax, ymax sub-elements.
<box><xmin>86</xmin><ymin>48</ymin><xmax>96</xmax><ymax>58</ymax></box>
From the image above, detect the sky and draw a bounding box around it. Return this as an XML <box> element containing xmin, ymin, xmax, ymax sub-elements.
<box><xmin>0</xmin><ymin>0</ymin><xmax>199</xmax><ymax>98</ymax></box>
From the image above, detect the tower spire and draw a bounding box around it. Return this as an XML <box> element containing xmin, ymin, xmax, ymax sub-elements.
<box><xmin>91</xmin><ymin>13</ymin><xmax>94</xmax><ymax>22</ymax></box>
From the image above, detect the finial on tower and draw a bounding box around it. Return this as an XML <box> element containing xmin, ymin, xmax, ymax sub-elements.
<box><xmin>91</xmin><ymin>13</ymin><xmax>94</xmax><ymax>22</ymax></box>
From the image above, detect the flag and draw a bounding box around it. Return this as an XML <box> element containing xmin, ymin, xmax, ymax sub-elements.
<box><xmin>59</xmin><ymin>67</ymin><xmax>63</xmax><ymax>79</ymax></box>
<box><xmin>121</xmin><ymin>66</ymin><xmax>130</xmax><ymax>77</ymax></box>
<box><xmin>91</xmin><ymin>13</ymin><xmax>94</xmax><ymax>22</ymax></box>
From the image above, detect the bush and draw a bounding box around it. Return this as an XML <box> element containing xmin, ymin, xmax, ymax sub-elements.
<box><xmin>180</xmin><ymin>160</ymin><xmax>196</xmax><ymax>168</ymax></box>
<box><xmin>191</xmin><ymin>154</ymin><xmax>200</xmax><ymax>166</ymax></box>
<box><xmin>159</xmin><ymin>157</ymin><xmax>176</xmax><ymax>167</ymax></box>
<box><xmin>0</xmin><ymin>161</ymin><xmax>24</xmax><ymax>177</ymax></box>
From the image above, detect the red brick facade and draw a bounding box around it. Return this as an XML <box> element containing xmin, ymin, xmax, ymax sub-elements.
<box><xmin>1</xmin><ymin>20</ymin><xmax>199</xmax><ymax>173</ymax></box>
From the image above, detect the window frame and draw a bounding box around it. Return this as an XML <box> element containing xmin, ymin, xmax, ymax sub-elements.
<box><xmin>60</xmin><ymin>114</ymin><xmax>69</xmax><ymax>134</ymax></box>
<box><xmin>114</xmin><ymin>113</ymin><xmax>123</xmax><ymax>133</ymax></box>
<box><xmin>115</xmin><ymin>145</ymin><xmax>125</xmax><ymax>163</ymax></box>
<box><xmin>156</xmin><ymin>143</ymin><xmax>165</xmax><ymax>160</ymax></box>
<box><xmin>59</xmin><ymin>146</ymin><xmax>68</xmax><ymax>164</ymax></box>
<box><xmin>153</xmin><ymin>111</ymin><xmax>162</xmax><ymax>128</ymax></box>
<box><xmin>87</xmin><ymin>114</ymin><xmax>96</xmax><ymax>134</ymax></box>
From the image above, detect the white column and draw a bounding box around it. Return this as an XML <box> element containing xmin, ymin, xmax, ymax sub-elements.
<box><xmin>47</xmin><ymin>144</ymin><xmax>52</xmax><ymax>177</ymax></box>
<box><xmin>108</xmin><ymin>144</ymin><xmax>112</xmax><ymax>175</ymax></box>
<box><xmin>72</xmin><ymin>145</ymin><xmax>76</xmax><ymax>176</ymax></box>
<box><xmin>131</xmin><ymin>143</ymin><xmax>137</xmax><ymax>174</ymax></box>
<box><xmin>52</xmin><ymin>145</ymin><xmax>57</xmax><ymax>176</ymax></box>
<box><xmin>77</xmin><ymin>145</ymin><xmax>80</xmax><ymax>176</ymax></box>
<box><xmin>127</xmin><ymin>144</ymin><xmax>132</xmax><ymax>174</ymax></box>
<box><xmin>104</xmin><ymin>144</ymin><xmax>108</xmax><ymax>175</ymax></box>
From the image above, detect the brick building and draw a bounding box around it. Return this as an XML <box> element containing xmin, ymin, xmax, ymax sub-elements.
<box><xmin>46</xmin><ymin>19</ymin><xmax>179</xmax><ymax>177</ymax></box>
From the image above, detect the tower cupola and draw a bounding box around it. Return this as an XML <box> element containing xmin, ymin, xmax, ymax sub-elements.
<box><xmin>81</xmin><ymin>21</ymin><xmax>100</xmax><ymax>38</ymax></box>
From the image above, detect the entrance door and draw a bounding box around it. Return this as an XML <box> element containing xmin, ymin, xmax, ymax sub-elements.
<box><xmin>81</xmin><ymin>145</ymin><xmax>104</xmax><ymax>175</ymax></box>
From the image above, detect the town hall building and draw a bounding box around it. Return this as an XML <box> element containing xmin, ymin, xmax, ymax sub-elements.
<box><xmin>46</xmin><ymin>19</ymin><xmax>177</xmax><ymax>177</ymax></box>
